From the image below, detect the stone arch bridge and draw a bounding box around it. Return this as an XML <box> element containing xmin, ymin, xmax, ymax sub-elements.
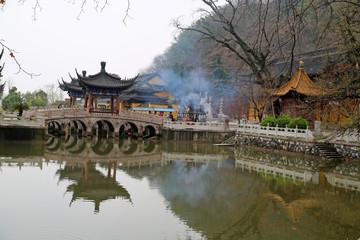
<box><xmin>38</xmin><ymin>108</ymin><xmax>165</xmax><ymax>138</ymax></box>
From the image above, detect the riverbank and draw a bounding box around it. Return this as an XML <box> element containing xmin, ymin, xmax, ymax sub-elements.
<box><xmin>235</xmin><ymin>132</ymin><xmax>360</xmax><ymax>160</ymax></box>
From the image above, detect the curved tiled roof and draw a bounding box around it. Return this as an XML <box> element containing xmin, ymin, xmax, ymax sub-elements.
<box><xmin>76</xmin><ymin>62</ymin><xmax>137</xmax><ymax>89</ymax></box>
<box><xmin>59</xmin><ymin>76</ymin><xmax>82</xmax><ymax>92</ymax></box>
<box><xmin>266</xmin><ymin>61</ymin><xmax>326</xmax><ymax>97</ymax></box>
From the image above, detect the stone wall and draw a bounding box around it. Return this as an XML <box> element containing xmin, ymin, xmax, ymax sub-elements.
<box><xmin>161</xmin><ymin>129</ymin><xmax>235</xmax><ymax>143</ymax></box>
<box><xmin>0</xmin><ymin>125</ymin><xmax>45</xmax><ymax>141</ymax></box>
<box><xmin>332</xmin><ymin>142</ymin><xmax>360</xmax><ymax>159</ymax></box>
<box><xmin>236</xmin><ymin>133</ymin><xmax>320</xmax><ymax>156</ymax></box>
<box><xmin>236</xmin><ymin>133</ymin><xmax>360</xmax><ymax>159</ymax></box>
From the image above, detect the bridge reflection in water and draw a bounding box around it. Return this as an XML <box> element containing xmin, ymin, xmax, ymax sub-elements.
<box><xmin>2</xmin><ymin>137</ymin><xmax>359</xmax><ymax>239</ymax></box>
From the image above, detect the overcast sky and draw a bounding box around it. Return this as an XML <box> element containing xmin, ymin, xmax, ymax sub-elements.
<box><xmin>0</xmin><ymin>0</ymin><xmax>205</xmax><ymax>94</ymax></box>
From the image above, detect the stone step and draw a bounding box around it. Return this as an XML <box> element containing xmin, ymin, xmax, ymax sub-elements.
<box><xmin>316</xmin><ymin>143</ymin><xmax>344</xmax><ymax>160</ymax></box>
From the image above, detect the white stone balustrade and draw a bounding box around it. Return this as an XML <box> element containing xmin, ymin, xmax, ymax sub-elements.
<box><xmin>332</xmin><ymin>131</ymin><xmax>360</xmax><ymax>143</ymax></box>
<box><xmin>237</xmin><ymin>123</ymin><xmax>315</xmax><ymax>140</ymax></box>
<box><xmin>0</xmin><ymin>113</ymin><xmax>45</xmax><ymax>127</ymax></box>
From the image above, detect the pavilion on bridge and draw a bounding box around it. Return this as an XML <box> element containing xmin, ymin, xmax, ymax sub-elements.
<box><xmin>60</xmin><ymin>62</ymin><xmax>137</xmax><ymax>116</ymax></box>
<box><xmin>59</xmin><ymin>62</ymin><xmax>177</xmax><ymax>118</ymax></box>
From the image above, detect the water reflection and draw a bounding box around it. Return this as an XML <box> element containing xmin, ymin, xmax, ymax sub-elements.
<box><xmin>1</xmin><ymin>136</ymin><xmax>359</xmax><ymax>239</ymax></box>
<box><xmin>56</xmin><ymin>161</ymin><xmax>131</xmax><ymax>213</ymax></box>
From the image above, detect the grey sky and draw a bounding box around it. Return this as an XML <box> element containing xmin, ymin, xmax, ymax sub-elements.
<box><xmin>1</xmin><ymin>0</ymin><xmax>204</xmax><ymax>94</ymax></box>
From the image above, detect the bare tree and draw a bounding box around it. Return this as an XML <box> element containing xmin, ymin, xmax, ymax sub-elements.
<box><xmin>174</xmin><ymin>0</ymin><xmax>316</xmax><ymax>88</ymax></box>
<box><xmin>302</xmin><ymin>0</ymin><xmax>360</xmax><ymax>132</ymax></box>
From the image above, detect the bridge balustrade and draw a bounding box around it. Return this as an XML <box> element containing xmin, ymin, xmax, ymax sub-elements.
<box><xmin>38</xmin><ymin>108</ymin><xmax>88</xmax><ymax>118</ymax></box>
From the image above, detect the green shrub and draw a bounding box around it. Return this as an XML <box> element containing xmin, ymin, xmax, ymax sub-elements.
<box><xmin>260</xmin><ymin>115</ymin><xmax>276</xmax><ymax>127</ymax></box>
<box><xmin>275</xmin><ymin>114</ymin><xmax>291</xmax><ymax>128</ymax></box>
<box><xmin>288</xmin><ymin>117</ymin><xmax>309</xmax><ymax>129</ymax></box>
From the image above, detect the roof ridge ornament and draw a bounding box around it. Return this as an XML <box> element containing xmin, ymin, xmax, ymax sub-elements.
<box><xmin>299</xmin><ymin>61</ymin><xmax>304</xmax><ymax>70</ymax></box>
<box><xmin>101</xmin><ymin>61</ymin><xmax>106</xmax><ymax>72</ymax></box>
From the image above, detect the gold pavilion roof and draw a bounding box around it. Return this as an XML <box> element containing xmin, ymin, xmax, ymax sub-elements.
<box><xmin>266</xmin><ymin>61</ymin><xmax>325</xmax><ymax>97</ymax></box>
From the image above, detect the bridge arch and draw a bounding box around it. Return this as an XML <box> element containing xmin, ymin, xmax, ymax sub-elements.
<box><xmin>42</xmin><ymin>108</ymin><xmax>164</xmax><ymax>138</ymax></box>
<box><xmin>143</xmin><ymin>125</ymin><xmax>157</xmax><ymax>138</ymax></box>
<box><xmin>90</xmin><ymin>119</ymin><xmax>115</xmax><ymax>137</ymax></box>
<box><xmin>47</xmin><ymin>120</ymin><xmax>62</xmax><ymax>135</ymax></box>
<box><xmin>119</xmin><ymin>121</ymin><xmax>139</xmax><ymax>137</ymax></box>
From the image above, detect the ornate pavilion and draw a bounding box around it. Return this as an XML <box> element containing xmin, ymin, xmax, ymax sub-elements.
<box><xmin>59</xmin><ymin>62</ymin><xmax>177</xmax><ymax>117</ymax></box>
<box><xmin>266</xmin><ymin>61</ymin><xmax>325</xmax><ymax>118</ymax></box>
<box><xmin>59</xmin><ymin>62</ymin><xmax>137</xmax><ymax>115</ymax></box>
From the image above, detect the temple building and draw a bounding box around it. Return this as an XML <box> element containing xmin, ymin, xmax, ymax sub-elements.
<box><xmin>59</xmin><ymin>62</ymin><xmax>178</xmax><ymax>118</ymax></box>
<box><xmin>60</xmin><ymin>62</ymin><xmax>137</xmax><ymax>115</ymax></box>
<box><xmin>266</xmin><ymin>61</ymin><xmax>325</xmax><ymax>118</ymax></box>
<box><xmin>265</xmin><ymin>61</ymin><xmax>350</xmax><ymax>125</ymax></box>
<box><xmin>121</xmin><ymin>73</ymin><xmax>178</xmax><ymax>118</ymax></box>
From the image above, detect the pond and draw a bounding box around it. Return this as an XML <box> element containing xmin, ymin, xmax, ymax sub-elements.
<box><xmin>0</xmin><ymin>136</ymin><xmax>359</xmax><ymax>240</ymax></box>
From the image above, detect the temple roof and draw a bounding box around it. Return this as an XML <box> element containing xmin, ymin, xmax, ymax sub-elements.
<box><xmin>77</xmin><ymin>62</ymin><xmax>137</xmax><ymax>89</ymax></box>
<box><xmin>59</xmin><ymin>74</ymin><xmax>82</xmax><ymax>92</ymax></box>
<box><xmin>266</xmin><ymin>61</ymin><xmax>325</xmax><ymax>97</ymax></box>
<box><xmin>123</xmin><ymin>73</ymin><xmax>166</xmax><ymax>94</ymax></box>
<box><xmin>120</xmin><ymin>93</ymin><xmax>169</xmax><ymax>104</ymax></box>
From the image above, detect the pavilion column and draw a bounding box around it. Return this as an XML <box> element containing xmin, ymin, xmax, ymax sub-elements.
<box><xmin>88</xmin><ymin>94</ymin><xmax>93</xmax><ymax>115</ymax></box>
<box><xmin>72</xmin><ymin>97</ymin><xmax>76</xmax><ymax>108</ymax></box>
<box><xmin>94</xmin><ymin>97</ymin><xmax>98</xmax><ymax>109</ymax></box>
<box><xmin>69</xmin><ymin>97</ymin><xmax>73</xmax><ymax>108</ymax></box>
<box><xmin>111</xmin><ymin>97</ymin><xmax>114</xmax><ymax>114</ymax></box>
<box><xmin>84</xmin><ymin>94</ymin><xmax>88</xmax><ymax>108</ymax></box>
<box><xmin>116</xmin><ymin>95</ymin><xmax>120</xmax><ymax>116</ymax></box>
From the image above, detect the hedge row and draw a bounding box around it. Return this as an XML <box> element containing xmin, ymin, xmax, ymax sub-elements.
<box><xmin>260</xmin><ymin>114</ymin><xmax>309</xmax><ymax>129</ymax></box>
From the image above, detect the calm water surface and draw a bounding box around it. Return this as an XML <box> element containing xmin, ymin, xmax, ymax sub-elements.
<box><xmin>0</xmin><ymin>136</ymin><xmax>359</xmax><ymax>240</ymax></box>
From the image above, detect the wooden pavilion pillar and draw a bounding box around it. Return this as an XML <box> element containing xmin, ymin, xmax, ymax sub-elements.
<box><xmin>88</xmin><ymin>94</ymin><xmax>93</xmax><ymax>115</ymax></box>
<box><xmin>69</xmin><ymin>97</ymin><xmax>73</xmax><ymax>108</ymax></box>
<box><xmin>72</xmin><ymin>97</ymin><xmax>76</xmax><ymax>108</ymax></box>
<box><xmin>84</xmin><ymin>94</ymin><xmax>88</xmax><ymax>108</ymax></box>
<box><xmin>116</xmin><ymin>95</ymin><xmax>120</xmax><ymax>116</ymax></box>
<box><xmin>111</xmin><ymin>97</ymin><xmax>114</xmax><ymax>114</ymax></box>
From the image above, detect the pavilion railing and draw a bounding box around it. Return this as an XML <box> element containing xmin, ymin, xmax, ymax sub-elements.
<box><xmin>236</xmin><ymin>123</ymin><xmax>315</xmax><ymax>140</ymax></box>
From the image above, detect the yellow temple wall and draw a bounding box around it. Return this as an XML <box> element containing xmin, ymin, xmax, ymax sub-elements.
<box><xmin>154</xmin><ymin>92</ymin><xmax>169</xmax><ymax>97</ymax></box>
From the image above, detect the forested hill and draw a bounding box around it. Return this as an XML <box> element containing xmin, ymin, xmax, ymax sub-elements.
<box><xmin>145</xmin><ymin>0</ymin><xmax>358</xmax><ymax>99</ymax></box>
